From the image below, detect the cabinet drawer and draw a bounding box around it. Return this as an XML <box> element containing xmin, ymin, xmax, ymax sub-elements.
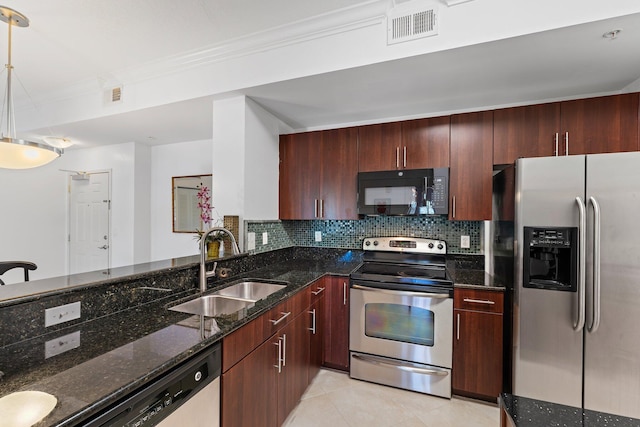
<box><xmin>454</xmin><ymin>288</ymin><xmax>504</xmax><ymax>314</ymax></box>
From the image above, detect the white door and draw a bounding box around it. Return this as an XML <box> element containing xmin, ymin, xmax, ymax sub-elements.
<box><xmin>69</xmin><ymin>171</ymin><xmax>111</xmax><ymax>274</ymax></box>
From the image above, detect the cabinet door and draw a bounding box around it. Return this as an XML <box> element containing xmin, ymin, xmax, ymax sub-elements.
<box><xmin>560</xmin><ymin>93</ymin><xmax>639</xmax><ymax>155</ymax></box>
<box><xmin>357</xmin><ymin>122</ymin><xmax>402</xmax><ymax>172</ymax></box>
<box><xmin>222</xmin><ymin>335</ymin><xmax>279</xmax><ymax>427</ymax></box>
<box><xmin>309</xmin><ymin>284</ymin><xmax>326</xmax><ymax>382</ymax></box>
<box><xmin>323</xmin><ymin>276</ymin><xmax>350</xmax><ymax>371</ymax></box>
<box><xmin>449</xmin><ymin>111</ymin><xmax>493</xmax><ymax>221</ymax></box>
<box><xmin>453</xmin><ymin>309</ymin><xmax>503</xmax><ymax>401</ymax></box>
<box><xmin>493</xmin><ymin>103</ymin><xmax>561</xmax><ymax>164</ymax></box>
<box><xmin>277</xmin><ymin>312</ymin><xmax>311</xmax><ymax>426</ymax></box>
<box><xmin>320</xmin><ymin>128</ymin><xmax>358</xmax><ymax>219</ymax></box>
<box><xmin>401</xmin><ymin>116</ymin><xmax>450</xmax><ymax>168</ymax></box>
<box><xmin>279</xmin><ymin>132</ymin><xmax>322</xmax><ymax>220</ymax></box>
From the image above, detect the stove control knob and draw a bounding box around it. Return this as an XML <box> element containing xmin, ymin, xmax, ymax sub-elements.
<box><xmin>365</xmin><ymin>240</ymin><xmax>371</xmax><ymax>246</ymax></box>
<box><xmin>373</xmin><ymin>240</ymin><xmax>379</xmax><ymax>246</ymax></box>
<box><xmin>437</xmin><ymin>243</ymin><xmax>444</xmax><ymax>250</ymax></box>
<box><xmin>428</xmin><ymin>243</ymin><xmax>434</xmax><ymax>249</ymax></box>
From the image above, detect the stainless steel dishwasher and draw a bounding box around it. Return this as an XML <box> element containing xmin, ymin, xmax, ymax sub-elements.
<box><xmin>85</xmin><ymin>343</ymin><xmax>221</xmax><ymax>427</ymax></box>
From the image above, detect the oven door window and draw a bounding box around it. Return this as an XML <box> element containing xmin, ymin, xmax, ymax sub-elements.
<box><xmin>364</xmin><ymin>303</ymin><xmax>434</xmax><ymax>346</ymax></box>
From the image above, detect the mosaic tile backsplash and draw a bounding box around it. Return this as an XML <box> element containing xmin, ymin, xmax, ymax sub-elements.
<box><xmin>246</xmin><ymin>217</ymin><xmax>483</xmax><ymax>255</ymax></box>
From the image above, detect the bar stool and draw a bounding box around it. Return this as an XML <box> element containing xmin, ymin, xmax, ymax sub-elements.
<box><xmin>0</xmin><ymin>261</ymin><xmax>37</xmax><ymax>285</ymax></box>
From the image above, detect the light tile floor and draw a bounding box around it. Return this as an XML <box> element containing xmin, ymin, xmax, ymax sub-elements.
<box><xmin>283</xmin><ymin>369</ymin><xmax>499</xmax><ymax>427</ymax></box>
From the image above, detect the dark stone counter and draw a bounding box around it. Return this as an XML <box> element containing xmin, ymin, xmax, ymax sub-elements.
<box><xmin>500</xmin><ymin>393</ymin><xmax>640</xmax><ymax>427</ymax></box>
<box><xmin>0</xmin><ymin>247</ymin><xmax>361</xmax><ymax>427</ymax></box>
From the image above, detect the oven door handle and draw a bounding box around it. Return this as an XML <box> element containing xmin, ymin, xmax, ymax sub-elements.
<box><xmin>352</xmin><ymin>353</ymin><xmax>449</xmax><ymax>376</ymax></box>
<box><xmin>351</xmin><ymin>284</ymin><xmax>450</xmax><ymax>299</ymax></box>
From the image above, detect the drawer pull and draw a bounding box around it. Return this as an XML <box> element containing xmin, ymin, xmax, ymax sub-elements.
<box><xmin>311</xmin><ymin>287</ymin><xmax>325</xmax><ymax>296</ymax></box>
<box><xmin>463</xmin><ymin>298</ymin><xmax>495</xmax><ymax>305</ymax></box>
<box><xmin>269</xmin><ymin>311</ymin><xmax>291</xmax><ymax>325</ymax></box>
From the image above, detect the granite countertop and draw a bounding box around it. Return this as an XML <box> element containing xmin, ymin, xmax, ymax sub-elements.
<box><xmin>452</xmin><ymin>269</ymin><xmax>507</xmax><ymax>291</ymax></box>
<box><xmin>0</xmin><ymin>254</ymin><xmax>360</xmax><ymax>427</ymax></box>
<box><xmin>500</xmin><ymin>393</ymin><xmax>640</xmax><ymax>427</ymax></box>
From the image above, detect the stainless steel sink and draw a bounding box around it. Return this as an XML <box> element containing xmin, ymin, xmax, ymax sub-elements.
<box><xmin>213</xmin><ymin>281</ymin><xmax>286</xmax><ymax>301</ymax></box>
<box><xmin>169</xmin><ymin>295</ymin><xmax>255</xmax><ymax>317</ymax></box>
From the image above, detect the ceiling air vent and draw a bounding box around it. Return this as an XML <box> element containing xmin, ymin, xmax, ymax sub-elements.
<box><xmin>387</xmin><ymin>7</ymin><xmax>438</xmax><ymax>45</ymax></box>
<box><xmin>111</xmin><ymin>86</ymin><xmax>122</xmax><ymax>102</ymax></box>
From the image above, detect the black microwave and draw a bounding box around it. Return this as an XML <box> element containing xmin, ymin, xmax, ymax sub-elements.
<box><xmin>357</xmin><ymin>168</ymin><xmax>449</xmax><ymax>216</ymax></box>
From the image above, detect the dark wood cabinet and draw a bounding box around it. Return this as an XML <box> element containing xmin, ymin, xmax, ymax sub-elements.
<box><xmin>323</xmin><ymin>276</ymin><xmax>350</xmax><ymax>371</ymax></box>
<box><xmin>493</xmin><ymin>103</ymin><xmax>560</xmax><ymax>165</ymax></box>
<box><xmin>279</xmin><ymin>128</ymin><xmax>358</xmax><ymax>220</ymax></box>
<box><xmin>560</xmin><ymin>93</ymin><xmax>639</xmax><ymax>155</ymax></box>
<box><xmin>308</xmin><ymin>281</ymin><xmax>326</xmax><ymax>381</ymax></box>
<box><xmin>493</xmin><ymin>93</ymin><xmax>639</xmax><ymax>165</ymax></box>
<box><xmin>449</xmin><ymin>111</ymin><xmax>493</xmax><ymax>221</ymax></box>
<box><xmin>358</xmin><ymin>117</ymin><xmax>450</xmax><ymax>172</ymax></box>
<box><xmin>453</xmin><ymin>288</ymin><xmax>504</xmax><ymax>402</ymax></box>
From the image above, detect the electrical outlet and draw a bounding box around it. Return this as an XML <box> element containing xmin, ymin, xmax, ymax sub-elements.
<box><xmin>45</xmin><ymin>301</ymin><xmax>81</xmax><ymax>327</ymax></box>
<box><xmin>262</xmin><ymin>232</ymin><xmax>268</xmax><ymax>245</ymax></box>
<box><xmin>45</xmin><ymin>331</ymin><xmax>81</xmax><ymax>359</ymax></box>
<box><xmin>247</xmin><ymin>232</ymin><xmax>256</xmax><ymax>250</ymax></box>
<box><xmin>460</xmin><ymin>235</ymin><xmax>470</xmax><ymax>249</ymax></box>
<box><xmin>315</xmin><ymin>231</ymin><xmax>322</xmax><ymax>242</ymax></box>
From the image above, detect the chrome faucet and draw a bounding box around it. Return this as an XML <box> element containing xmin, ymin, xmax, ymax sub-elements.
<box><xmin>199</xmin><ymin>227</ymin><xmax>240</xmax><ymax>293</ymax></box>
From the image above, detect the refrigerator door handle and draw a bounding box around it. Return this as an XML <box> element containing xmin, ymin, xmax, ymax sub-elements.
<box><xmin>588</xmin><ymin>196</ymin><xmax>601</xmax><ymax>333</ymax></box>
<box><xmin>574</xmin><ymin>196</ymin><xmax>586</xmax><ymax>331</ymax></box>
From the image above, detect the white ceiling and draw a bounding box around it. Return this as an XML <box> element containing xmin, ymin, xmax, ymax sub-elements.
<box><xmin>4</xmin><ymin>1</ymin><xmax>640</xmax><ymax>148</ymax></box>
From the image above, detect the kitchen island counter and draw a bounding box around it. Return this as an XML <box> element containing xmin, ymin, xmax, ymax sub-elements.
<box><xmin>0</xmin><ymin>247</ymin><xmax>361</xmax><ymax>426</ymax></box>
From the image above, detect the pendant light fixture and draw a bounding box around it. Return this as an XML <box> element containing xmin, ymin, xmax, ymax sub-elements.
<box><xmin>0</xmin><ymin>6</ymin><xmax>62</xmax><ymax>169</ymax></box>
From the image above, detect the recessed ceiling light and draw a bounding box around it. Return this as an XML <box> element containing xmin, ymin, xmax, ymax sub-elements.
<box><xmin>602</xmin><ymin>29</ymin><xmax>622</xmax><ymax>40</ymax></box>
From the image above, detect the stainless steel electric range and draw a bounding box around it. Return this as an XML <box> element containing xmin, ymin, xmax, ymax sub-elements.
<box><xmin>349</xmin><ymin>236</ymin><xmax>453</xmax><ymax>398</ymax></box>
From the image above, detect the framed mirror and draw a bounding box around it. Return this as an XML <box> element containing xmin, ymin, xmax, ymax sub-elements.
<box><xmin>172</xmin><ymin>174</ymin><xmax>212</xmax><ymax>233</ymax></box>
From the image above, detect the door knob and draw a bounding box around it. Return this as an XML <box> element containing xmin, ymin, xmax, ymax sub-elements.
<box><xmin>98</xmin><ymin>245</ymin><xmax>109</xmax><ymax>250</ymax></box>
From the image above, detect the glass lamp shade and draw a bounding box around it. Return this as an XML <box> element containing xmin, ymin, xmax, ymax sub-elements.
<box><xmin>0</xmin><ymin>137</ymin><xmax>62</xmax><ymax>169</ymax></box>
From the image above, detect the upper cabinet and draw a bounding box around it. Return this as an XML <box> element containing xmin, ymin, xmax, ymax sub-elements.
<box><xmin>560</xmin><ymin>93</ymin><xmax>639</xmax><ymax>155</ymax></box>
<box><xmin>279</xmin><ymin>128</ymin><xmax>358</xmax><ymax>220</ymax></box>
<box><xmin>493</xmin><ymin>93</ymin><xmax>639</xmax><ymax>165</ymax></box>
<box><xmin>358</xmin><ymin>116</ymin><xmax>450</xmax><ymax>171</ymax></box>
<box><xmin>450</xmin><ymin>111</ymin><xmax>493</xmax><ymax>221</ymax></box>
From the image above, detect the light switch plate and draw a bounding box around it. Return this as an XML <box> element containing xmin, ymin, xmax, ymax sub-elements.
<box><xmin>262</xmin><ymin>232</ymin><xmax>268</xmax><ymax>245</ymax></box>
<box><xmin>315</xmin><ymin>231</ymin><xmax>322</xmax><ymax>242</ymax></box>
<box><xmin>460</xmin><ymin>235</ymin><xmax>470</xmax><ymax>249</ymax></box>
<box><xmin>247</xmin><ymin>232</ymin><xmax>256</xmax><ymax>250</ymax></box>
<box><xmin>45</xmin><ymin>331</ymin><xmax>81</xmax><ymax>359</ymax></box>
<box><xmin>45</xmin><ymin>301</ymin><xmax>81</xmax><ymax>327</ymax></box>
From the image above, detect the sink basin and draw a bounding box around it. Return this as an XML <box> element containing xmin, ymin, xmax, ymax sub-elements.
<box><xmin>213</xmin><ymin>281</ymin><xmax>287</xmax><ymax>301</ymax></box>
<box><xmin>169</xmin><ymin>295</ymin><xmax>254</xmax><ymax>317</ymax></box>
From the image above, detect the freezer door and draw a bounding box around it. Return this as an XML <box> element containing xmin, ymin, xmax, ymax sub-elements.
<box><xmin>584</xmin><ymin>152</ymin><xmax>640</xmax><ymax>418</ymax></box>
<box><xmin>513</xmin><ymin>155</ymin><xmax>585</xmax><ymax>408</ymax></box>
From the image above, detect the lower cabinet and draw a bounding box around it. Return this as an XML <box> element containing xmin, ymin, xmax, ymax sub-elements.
<box><xmin>323</xmin><ymin>276</ymin><xmax>350</xmax><ymax>371</ymax></box>
<box><xmin>221</xmin><ymin>279</ymin><xmax>326</xmax><ymax>427</ymax></box>
<box><xmin>452</xmin><ymin>288</ymin><xmax>504</xmax><ymax>402</ymax></box>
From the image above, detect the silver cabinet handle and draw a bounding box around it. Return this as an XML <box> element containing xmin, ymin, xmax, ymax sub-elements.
<box><xmin>565</xmin><ymin>131</ymin><xmax>569</xmax><ymax>156</ymax></box>
<box><xmin>396</xmin><ymin>147</ymin><xmax>400</xmax><ymax>169</ymax></box>
<box><xmin>403</xmin><ymin>146</ymin><xmax>407</xmax><ymax>168</ymax></box>
<box><xmin>314</xmin><ymin>199</ymin><xmax>318</xmax><ymax>218</ymax></box>
<box><xmin>319</xmin><ymin>199</ymin><xmax>324</xmax><ymax>218</ymax></box>
<box><xmin>588</xmin><ymin>196</ymin><xmax>601</xmax><ymax>333</ymax></box>
<box><xmin>308</xmin><ymin>309</ymin><xmax>316</xmax><ymax>334</ymax></box>
<box><xmin>452</xmin><ymin>195</ymin><xmax>456</xmax><ymax>219</ymax></box>
<box><xmin>462</xmin><ymin>298</ymin><xmax>495</xmax><ymax>305</ymax></box>
<box><xmin>574</xmin><ymin>197</ymin><xmax>586</xmax><ymax>331</ymax></box>
<box><xmin>98</xmin><ymin>245</ymin><xmax>109</xmax><ymax>250</ymax></box>
<box><xmin>343</xmin><ymin>282</ymin><xmax>347</xmax><ymax>305</ymax></box>
<box><xmin>456</xmin><ymin>312</ymin><xmax>460</xmax><ymax>341</ymax></box>
<box><xmin>273</xmin><ymin>338</ymin><xmax>282</xmax><ymax>373</ymax></box>
<box><xmin>311</xmin><ymin>287</ymin><xmax>325</xmax><ymax>296</ymax></box>
<box><xmin>352</xmin><ymin>284</ymin><xmax>450</xmax><ymax>299</ymax></box>
<box><xmin>554</xmin><ymin>133</ymin><xmax>559</xmax><ymax>156</ymax></box>
<box><xmin>352</xmin><ymin>353</ymin><xmax>449</xmax><ymax>376</ymax></box>
<box><xmin>281</xmin><ymin>333</ymin><xmax>287</xmax><ymax>367</ymax></box>
<box><xmin>269</xmin><ymin>311</ymin><xmax>291</xmax><ymax>325</ymax></box>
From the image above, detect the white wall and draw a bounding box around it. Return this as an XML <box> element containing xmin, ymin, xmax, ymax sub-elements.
<box><xmin>149</xmin><ymin>139</ymin><xmax>213</xmax><ymax>261</ymax></box>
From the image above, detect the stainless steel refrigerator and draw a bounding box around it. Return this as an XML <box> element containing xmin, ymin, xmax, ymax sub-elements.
<box><xmin>513</xmin><ymin>152</ymin><xmax>640</xmax><ymax>419</ymax></box>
